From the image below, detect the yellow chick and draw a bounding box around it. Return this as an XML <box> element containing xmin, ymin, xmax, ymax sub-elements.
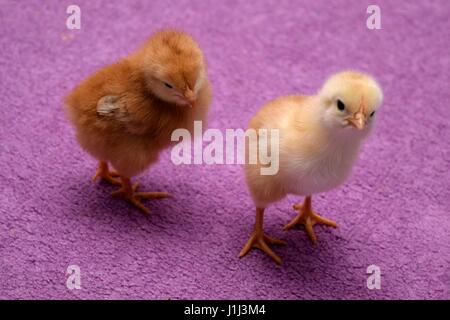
<box><xmin>240</xmin><ymin>71</ymin><xmax>383</xmax><ymax>264</ymax></box>
<box><xmin>65</xmin><ymin>29</ymin><xmax>211</xmax><ymax>214</ymax></box>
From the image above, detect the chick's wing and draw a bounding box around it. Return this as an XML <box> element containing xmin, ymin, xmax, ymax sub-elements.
<box><xmin>66</xmin><ymin>58</ymin><xmax>151</xmax><ymax>136</ymax></box>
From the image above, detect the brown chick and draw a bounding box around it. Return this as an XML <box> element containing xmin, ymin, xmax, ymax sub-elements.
<box><xmin>65</xmin><ymin>29</ymin><xmax>212</xmax><ymax>214</ymax></box>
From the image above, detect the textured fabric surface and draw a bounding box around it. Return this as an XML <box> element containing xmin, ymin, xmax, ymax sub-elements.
<box><xmin>0</xmin><ymin>0</ymin><xmax>449</xmax><ymax>299</ymax></box>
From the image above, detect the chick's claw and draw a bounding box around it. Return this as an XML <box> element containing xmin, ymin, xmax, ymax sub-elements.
<box><xmin>92</xmin><ymin>161</ymin><xmax>122</xmax><ymax>186</ymax></box>
<box><xmin>112</xmin><ymin>192</ymin><xmax>150</xmax><ymax>214</ymax></box>
<box><xmin>239</xmin><ymin>232</ymin><xmax>285</xmax><ymax>265</ymax></box>
<box><xmin>111</xmin><ymin>178</ymin><xmax>169</xmax><ymax>214</ymax></box>
<box><xmin>135</xmin><ymin>191</ymin><xmax>170</xmax><ymax>200</ymax></box>
<box><xmin>284</xmin><ymin>197</ymin><xmax>337</xmax><ymax>243</ymax></box>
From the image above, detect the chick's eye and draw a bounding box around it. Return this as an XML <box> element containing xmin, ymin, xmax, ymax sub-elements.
<box><xmin>370</xmin><ymin>111</ymin><xmax>376</xmax><ymax>117</ymax></box>
<box><xmin>164</xmin><ymin>82</ymin><xmax>173</xmax><ymax>89</ymax></box>
<box><xmin>337</xmin><ymin>99</ymin><xmax>345</xmax><ymax>111</ymax></box>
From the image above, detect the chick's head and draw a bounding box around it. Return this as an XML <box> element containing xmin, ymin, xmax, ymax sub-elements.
<box><xmin>318</xmin><ymin>71</ymin><xmax>383</xmax><ymax>139</ymax></box>
<box><xmin>139</xmin><ymin>29</ymin><xmax>206</xmax><ymax>108</ymax></box>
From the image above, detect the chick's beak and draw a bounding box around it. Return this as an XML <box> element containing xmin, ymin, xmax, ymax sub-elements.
<box><xmin>347</xmin><ymin>96</ymin><xmax>367</xmax><ymax>130</ymax></box>
<box><xmin>188</xmin><ymin>99</ymin><xmax>197</xmax><ymax>108</ymax></box>
<box><xmin>184</xmin><ymin>89</ymin><xmax>197</xmax><ymax>108</ymax></box>
<box><xmin>348</xmin><ymin>112</ymin><xmax>366</xmax><ymax>130</ymax></box>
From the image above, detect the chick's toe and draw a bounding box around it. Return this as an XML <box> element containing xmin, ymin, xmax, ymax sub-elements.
<box><xmin>239</xmin><ymin>208</ymin><xmax>285</xmax><ymax>265</ymax></box>
<box><xmin>92</xmin><ymin>161</ymin><xmax>121</xmax><ymax>186</ymax></box>
<box><xmin>111</xmin><ymin>177</ymin><xmax>169</xmax><ymax>214</ymax></box>
<box><xmin>284</xmin><ymin>196</ymin><xmax>337</xmax><ymax>243</ymax></box>
<box><xmin>239</xmin><ymin>232</ymin><xmax>285</xmax><ymax>265</ymax></box>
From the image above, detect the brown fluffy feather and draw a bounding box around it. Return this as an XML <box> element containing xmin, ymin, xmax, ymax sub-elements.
<box><xmin>65</xmin><ymin>29</ymin><xmax>211</xmax><ymax>178</ymax></box>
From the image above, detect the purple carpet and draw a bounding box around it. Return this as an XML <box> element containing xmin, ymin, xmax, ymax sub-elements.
<box><xmin>0</xmin><ymin>0</ymin><xmax>449</xmax><ymax>300</ymax></box>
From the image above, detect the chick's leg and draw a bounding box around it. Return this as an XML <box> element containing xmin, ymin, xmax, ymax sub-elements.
<box><xmin>112</xmin><ymin>176</ymin><xmax>169</xmax><ymax>214</ymax></box>
<box><xmin>92</xmin><ymin>161</ymin><xmax>121</xmax><ymax>185</ymax></box>
<box><xmin>284</xmin><ymin>196</ymin><xmax>337</xmax><ymax>243</ymax></box>
<box><xmin>239</xmin><ymin>208</ymin><xmax>286</xmax><ymax>265</ymax></box>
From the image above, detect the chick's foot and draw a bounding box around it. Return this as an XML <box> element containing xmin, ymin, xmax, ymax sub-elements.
<box><xmin>92</xmin><ymin>161</ymin><xmax>121</xmax><ymax>185</ymax></box>
<box><xmin>239</xmin><ymin>208</ymin><xmax>286</xmax><ymax>265</ymax></box>
<box><xmin>284</xmin><ymin>196</ymin><xmax>337</xmax><ymax>243</ymax></box>
<box><xmin>112</xmin><ymin>177</ymin><xmax>169</xmax><ymax>214</ymax></box>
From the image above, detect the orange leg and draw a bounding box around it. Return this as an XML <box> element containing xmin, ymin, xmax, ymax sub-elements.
<box><xmin>239</xmin><ymin>208</ymin><xmax>286</xmax><ymax>265</ymax></box>
<box><xmin>112</xmin><ymin>176</ymin><xmax>169</xmax><ymax>214</ymax></box>
<box><xmin>92</xmin><ymin>161</ymin><xmax>121</xmax><ymax>185</ymax></box>
<box><xmin>284</xmin><ymin>196</ymin><xmax>337</xmax><ymax>243</ymax></box>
